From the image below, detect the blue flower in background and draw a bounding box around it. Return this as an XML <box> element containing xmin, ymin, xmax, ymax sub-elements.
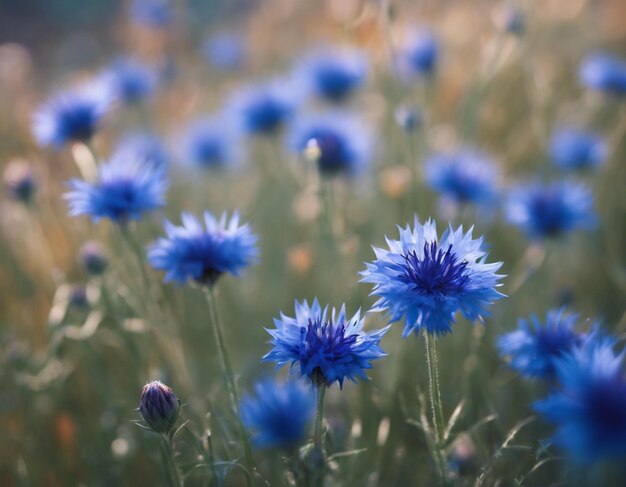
<box><xmin>506</xmin><ymin>181</ymin><xmax>596</xmax><ymax>239</ymax></box>
<box><xmin>498</xmin><ymin>309</ymin><xmax>586</xmax><ymax>380</ymax></box>
<box><xmin>104</xmin><ymin>58</ymin><xmax>158</xmax><ymax>105</ymax></box>
<box><xmin>148</xmin><ymin>211</ymin><xmax>258</xmax><ymax>285</ymax></box>
<box><xmin>241</xmin><ymin>378</ymin><xmax>314</xmax><ymax>450</ymax></box>
<box><xmin>534</xmin><ymin>336</ymin><xmax>626</xmax><ymax>462</ymax></box>
<box><xmin>32</xmin><ymin>83</ymin><xmax>112</xmax><ymax>148</ymax></box>
<box><xmin>227</xmin><ymin>80</ymin><xmax>297</xmax><ymax>136</ymax></box>
<box><xmin>425</xmin><ymin>150</ymin><xmax>499</xmax><ymax>205</ymax></box>
<box><xmin>64</xmin><ymin>153</ymin><xmax>166</xmax><ymax>223</ymax></box>
<box><xmin>286</xmin><ymin>112</ymin><xmax>371</xmax><ymax>177</ymax></box>
<box><xmin>202</xmin><ymin>32</ymin><xmax>246</xmax><ymax>72</ymax></box>
<box><xmin>130</xmin><ymin>0</ymin><xmax>173</xmax><ymax>28</ymax></box>
<box><xmin>580</xmin><ymin>53</ymin><xmax>626</xmax><ymax>96</ymax></box>
<box><xmin>178</xmin><ymin>116</ymin><xmax>242</xmax><ymax>170</ymax></box>
<box><xmin>396</xmin><ymin>29</ymin><xmax>439</xmax><ymax>81</ymax></box>
<box><xmin>296</xmin><ymin>48</ymin><xmax>368</xmax><ymax>102</ymax></box>
<box><xmin>361</xmin><ymin>218</ymin><xmax>504</xmax><ymax>337</ymax></box>
<box><xmin>263</xmin><ymin>299</ymin><xmax>389</xmax><ymax>388</ymax></box>
<box><xmin>549</xmin><ymin>127</ymin><xmax>607</xmax><ymax>171</ymax></box>
<box><xmin>114</xmin><ymin>132</ymin><xmax>169</xmax><ymax>168</ymax></box>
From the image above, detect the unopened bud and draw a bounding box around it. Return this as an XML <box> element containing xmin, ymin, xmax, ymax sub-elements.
<box><xmin>139</xmin><ymin>381</ymin><xmax>181</xmax><ymax>434</ymax></box>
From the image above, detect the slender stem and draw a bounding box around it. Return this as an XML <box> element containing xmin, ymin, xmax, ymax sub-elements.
<box><xmin>314</xmin><ymin>385</ymin><xmax>327</xmax><ymax>451</ymax></box>
<box><xmin>424</xmin><ymin>331</ymin><xmax>450</xmax><ymax>485</ymax></box>
<box><xmin>424</xmin><ymin>332</ymin><xmax>445</xmax><ymax>444</ymax></box>
<box><xmin>203</xmin><ymin>286</ymin><xmax>255</xmax><ymax>480</ymax></box>
<box><xmin>319</xmin><ymin>178</ymin><xmax>335</xmax><ymax>260</ymax></box>
<box><xmin>160</xmin><ymin>434</ymin><xmax>183</xmax><ymax>487</ymax></box>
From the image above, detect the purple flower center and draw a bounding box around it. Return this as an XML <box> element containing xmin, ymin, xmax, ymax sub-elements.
<box><xmin>299</xmin><ymin>318</ymin><xmax>358</xmax><ymax>385</ymax></box>
<box><xmin>399</xmin><ymin>241</ymin><xmax>469</xmax><ymax>296</ymax></box>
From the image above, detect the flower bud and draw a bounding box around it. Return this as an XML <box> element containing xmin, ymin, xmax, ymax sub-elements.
<box><xmin>139</xmin><ymin>381</ymin><xmax>181</xmax><ymax>434</ymax></box>
<box><xmin>79</xmin><ymin>241</ymin><xmax>109</xmax><ymax>276</ymax></box>
<box><xmin>4</xmin><ymin>160</ymin><xmax>36</xmax><ymax>204</ymax></box>
<box><xmin>69</xmin><ymin>284</ymin><xmax>90</xmax><ymax>309</ymax></box>
<box><xmin>395</xmin><ymin>105</ymin><xmax>423</xmax><ymax>132</ymax></box>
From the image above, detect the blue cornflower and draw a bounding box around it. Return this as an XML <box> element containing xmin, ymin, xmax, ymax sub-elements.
<box><xmin>534</xmin><ymin>336</ymin><xmax>626</xmax><ymax>462</ymax></box>
<box><xmin>227</xmin><ymin>80</ymin><xmax>297</xmax><ymax>135</ymax></box>
<box><xmin>505</xmin><ymin>181</ymin><xmax>596</xmax><ymax>239</ymax></box>
<box><xmin>396</xmin><ymin>29</ymin><xmax>439</xmax><ymax>81</ymax></box>
<box><xmin>114</xmin><ymin>132</ymin><xmax>169</xmax><ymax>168</ymax></box>
<box><xmin>361</xmin><ymin>218</ymin><xmax>504</xmax><ymax>337</ymax></box>
<box><xmin>32</xmin><ymin>82</ymin><xmax>112</xmax><ymax>148</ymax></box>
<box><xmin>130</xmin><ymin>0</ymin><xmax>173</xmax><ymax>28</ymax></box>
<box><xmin>177</xmin><ymin>116</ymin><xmax>242</xmax><ymax>170</ymax></box>
<box><xmin>202</xmin><ymin>32</ymin><xmax>246</xmax><ymax>72</ymax></box>
<box><xmin>498</xmin><ymin>309</ymin><xmax>586</xmax><ymax>380</ymax></box>
<box><xmin>549</xmin><ymin>127</ymin><xmax>607</xmax><ymax>171</ymax></box>
<box><xmin>263</xmin><ymin>299</ymin><xmax>389</xmax><ymax>388</ymax></box>
<box><xmin>148</xmin><ymin>211</ymin><xmax>258</xmax><ymax>285</ymax></box>
<box><xmin>64</xmin><ymin>153</ymin><xmax>167</xmax><ymax>223</ymax></box>
<box><xmin>296</xmin><ymin>48</ymin><xmax>368</xmax><ymax>102</ymax></box>
<box><xmin>424</xmin><ymin>150</ymin><xmax>499</xmax><ymax>205</ymax></box>
<box><xmin>240</xmin><ymin>378</ymin><xmax>314</xmax><ymax>450</ymax></box>
<box><xmin>103</xmin><ymin>58</ymin><xmax>158</xmax><ymax>105</ymax></box>
<box><xmin>580</xmin><ymin>53</ymin><xmax>626</xmax><ymax>96</ymax></box>
<box><xmin>286</xmin><ymin>112</ymin><xmax>371</xmax><ymax>177</ymax></box>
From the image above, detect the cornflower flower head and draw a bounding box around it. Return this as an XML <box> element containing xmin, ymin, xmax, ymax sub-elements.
<box><xmin>498</xmin><ymin>309</ymin><xmax>587</xmax><ymax>380</ymax></box>
<box><xmin>32</xmin><ymin>82</ymin><xmax>112</xmax><ymax>148</ymax></box>
<box><xmin>148</xmin><ymin>211</ymin><xmax>258</xmax><ymax>285</ymax></box>
<box><xmin>114</xmin><ymin>132</ymin><xmax>169</xmax><ymax>168</ymax></box>
<box><xmin>425</xmin><ymin>149</ymin><xmax>499</xmax><ymax>205</ymax></box>
<box><xmin>534</xmin><ymin>336</ymin><xmax>626</xmax><ymax>462</ymax></box>
<box><xmin>295</xmin><ymin>48</ymin><xmax>368</xmax><ymax>102</ymax></box>
<box><xmin>286</xmin><ymin>112</ymin><xmax>371</xmax><ymax>178</ymax></box>
<box><xmin>505</xmin><ymin>181</ymin><xmax>596</xmax><ymax>239</ymax></box>
<box><xmin>177</xmin><ymin>116</ymin><xmax>242</xmax><ymax>170</ymax></box>
<box><xmin>202</xmin><ymin>32</ymin><xmax>246</xmax><ymax>72</ymax></box>
<box><xmin>64</xmin><ymin>152</ymin><xmax>167</xmax><ymax>223</ymax></box>
<box><xmin>580</xmin><ymin>53</ymin><xmax>626</xmax><ymax>96</ymax></box>
<box><xmin>549</xmin><ymin>127</ymin><xmax>607</xmax><ymax>171</ymax></box>
<box><xmin>263</xmin><ymin>299</ymin><xmax>389</xmax><ymax>388</ymax></box>
<box><xmin>240</xmin><ymin>378</ymin><xmax>314</xmax><ymax>450</ymax></box>
<box><xmin>396</xmin><ymin>29</ymin><xmax>439</xmax><ymax>82</ymax></box>
<box><xmin>4</xmin><ymin>160</ymin><xmax>36</xmax><ymax>204</ymax></box>
<box><xmin>227</xmin><ymin>79</ymin><xmax>297</xmax><ymax>136</ymax></box>
<box><xmin>103</xmin><ymin>58</ymin><xmax>158</xmax><ymax>105</ymax></box>
<box><xmin>139</xmin><ymin>380</ymin><xmax>181</xmax><ymax>435</ymax></box>
<box><xmin>361</xmin><ymin>218</ymin><xmax>504</xmax><ymax>337</ymax></box>
<box><xmin>130</xmin><ymin>0</ymin><xmax>173</xmax><ymax>29</ymax></box>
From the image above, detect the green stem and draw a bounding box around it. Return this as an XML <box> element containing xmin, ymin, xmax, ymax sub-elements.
<box><xmin>424</xmin><ymin>332</ymin><xmax>445</xmax><ymax>444</ymax></box>
<box><xmin>203</xmin><ymin>286</ymin><xmax>255</xmax><ymax>481</ymax></box>
<box><xmin>314</xmin><ymin>385</ymin><xmax>327</xmax><ymax>451</ymax></box>
<box><xmin>160</xmin><ymin>434</ymin><xmax>183</xmax><ymax>487</ymax></box>
<box><xmin>424</xmin><ymin>331</ymin><xmax>450</xmax><ymax>485</ymax></box>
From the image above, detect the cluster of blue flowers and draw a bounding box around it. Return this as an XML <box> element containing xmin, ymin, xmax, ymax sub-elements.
<box><xmin>27</xmin><ymin>10</ymin><xmax>626</xmax><ymax>478</ymax></box>
<box><xmin>499</xmin><ymin>309</ymin><xmax>626</xmax><ymax>463</ymax></box>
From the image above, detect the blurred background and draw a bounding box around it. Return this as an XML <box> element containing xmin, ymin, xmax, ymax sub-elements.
<box><xmin>1</xmin><ymin>0</ymin><xmax>625</xmax><ymax>485</ymax></box>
